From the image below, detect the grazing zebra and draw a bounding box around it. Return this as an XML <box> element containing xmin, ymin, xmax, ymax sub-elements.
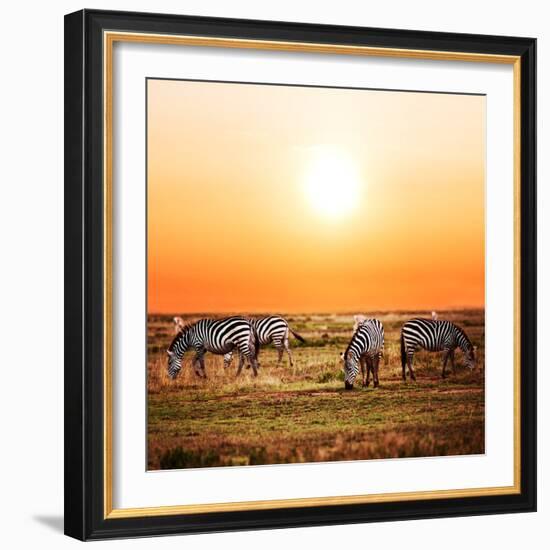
<box><xmin>167</xmin><ymin>316</ymin><xmax>258</xmax><ymax>379</ymax></box>
<box><xmin>342</xmin><ymin>319</ymin><xmax>384</xmax><ymax>390</ymax></box>
<box><xmin>223</xmin><ymin>315</ymin><xmax>305</xmax><ymax>369</ymax></box>
<box><xmin>347</xmin><ymin>315</ymin><xmax>385</xmax><ymax>363</ymax></box>
<box><xmin>400</xmin><ymin>318</ymin><xmax>476</xmax><ymax>381</ymax></box>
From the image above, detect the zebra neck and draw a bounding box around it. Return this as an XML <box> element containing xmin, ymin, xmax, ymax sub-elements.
<box><xmin>346</xmin><ymin>347</ymin><xmax>360</xmax><ymax>363</ymax></box>
<box><xmin>456</xmin><ymin>331</ymin><xmax>472</xmax><ymax>353</ymax></box>
<box><xmin>173</xmin><ymin>332</ymin><xmax>190</xmax><ymax>357</ymax></box>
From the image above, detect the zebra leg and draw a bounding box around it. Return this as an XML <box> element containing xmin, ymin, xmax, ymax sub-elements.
<box><xmin>367</xmin><ymin>357</ymin><xmax>376</xmax><ymax>388</ymax></box>
<box><xmin>249</xmin><ymin>338</ymin><xmax>260</xmax><ymax>377</ymax></box>
<box><xmin>284</xmin><ymin>337</ymin><xmax>294</xmax><ymax>366</ymax></box>
<box><xmin>191</xmin><ymin>355</ymin><xmax>201</xmax><ymax>377</ymax></box>
<box><xmin>250</xmin><ymin>357</ymin><xmax>259</xmax><ymax>376</ymax></box>
<box><xmin>284</xmin><ymin>329</ymin><xmax>294</xmax><ymax>367</ymax></box>
<box><xmin>442</xmin><ymin>349</ymin><xmax>450</xmax><ymax>378</ymax></box>
<box><xmin>373</xmin><ymin>354</ymin><xmax>380</xmax><ymax>388</ymax></box>
<box><xmin>367</xmin><ymin>356</ymin><xmax>373</xmax><ymax>387</ymax></box>
<box><xmin>250</xmin><ymin>339</ymin><xmax>260</xmax><ymax>376</ymax></box>
<box><xmin>275</xmin><ymin>340</ymin><xmax>284</xmax><ymax>363</ymax></box>
<box><xmin>249</xmin><ymin>333</ymin><xmax>260</xmax><ymax>369</ymax></box>
<box><xmin>198</xmin><ymin>353</ymin><xmax>207</xmax><ymax>379</ymax></box>
<box><xmin>244</xmin><ymin>351</ymin><xmax>252</xmax><ymax>369</ymax></box>
<box><xmin>192</xmin><ymin>352</ymin><xmax>205</xmax><ymax>377</ymax></box>
<box><xmin>360</xmin><ymin>356</ymin><xmax>367</xmax><ymax>387</ymax></box>
<box><xmin>247</xmin><ymin>349</ymin><xmax>259</xmax><ymax>377</ymax></box>
<box><xmin>223</xmin><ymin>351</ymin><xmax>233</xmax><ymax>369</ymax></box>
<box><xmin>236</xmin><ymin>353</ymin><xmax>245</xmax><ymax>377</ymax></box>
<box><xmin>407</xmin><ymin>352</ymin><xmax>416</xmax><ymax>381</ymax></box>
<box><xmin>255</xmin><ymin>342</ymin><xmax>261</xmax><ymax>368</ymax></box>
<box><xmin>450</xmin><ymin>349</ymin><xmax>456</xmax><ymax>374</ymax></box>
<box><xmin>246</xmin><ymin>347</ymin><xmax>259</xmax><ymax>370</ymax></box>
<box><xmin>238</xmin><ymin>338</ymin><xmax>259</xmax><ymax>376</ymax></box>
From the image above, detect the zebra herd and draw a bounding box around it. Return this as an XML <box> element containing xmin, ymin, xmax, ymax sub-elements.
<box><xmin>167</xmin><ymin>315</ymin><xmax>304</xmax><ymax>379</ymax></box>
<box><xmin>167</xmin><ymin>314</ymin><xmax>477</xmax><ymax>389</ymax></box>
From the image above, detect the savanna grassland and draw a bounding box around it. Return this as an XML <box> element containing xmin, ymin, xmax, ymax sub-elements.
<box><xmin>147</xmin><ymin>310</ymin><xmax>484</xmax><ymax>470</ymax></box>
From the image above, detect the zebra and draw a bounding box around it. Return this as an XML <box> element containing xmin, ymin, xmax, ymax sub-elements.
<box><xmin>350</xmin><ymin>314</ymin><xmax>385</xmax><ymax>362</ymax></box>
<box><xmin>223</xmin><ymin>315</ymin><xmax>305</xmax><ymax>369</ymax></box>
<box><xmin>166</xmin><ymin>316</ymin><xmax>258</xmax><ymax>379</ymax></box>
<box><xmin>342</xmin><ymin>319</ymin><xmax>384</xmax><ymax>390</ymax></box>
<box><xmin>400</xmin><ymin>318</ymin><xmax>476</xmax><ymax>381</ymax></box>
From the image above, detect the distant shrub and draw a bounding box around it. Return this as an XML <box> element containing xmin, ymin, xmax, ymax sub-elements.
<box><xmin>317</xmin><ymin>370</ymin><xmax>337</xmax><ymax>383</ymax></box>
<box><xmin>248</xmin><ymin>447</ymin><xmax>268</xmax><ymax>465</ymax></box>
<box><xmin>461</xmin><ymin>318</ymin><xmax>482</xmax><ymax>327</ymax></box>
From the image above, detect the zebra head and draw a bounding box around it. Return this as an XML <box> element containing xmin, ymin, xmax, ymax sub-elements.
<box><xmin>166</xmin><ymin>350</ymin><xmax>183</xmax><ymax>379</ymax></box>
<box><xmin>343</xmin><ymin>351</ymin><xmax>359</xmax><ymax>390</ymax></box>
<box><xmin>456</xmin><ymin>327</ymin><xmax>476</xmax><ymax>370</ymax></box>
<box><xmin>464</xmin><ymin>344</ymin><xmax>477</xmax><ymax>370</ymax></box>
<box><xmin>166</xmin><ymin>329</ymin><xmax>189</xmax><ymax>379</ymax></box>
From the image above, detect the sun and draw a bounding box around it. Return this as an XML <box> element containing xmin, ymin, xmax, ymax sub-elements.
<box><xmin>304</xmin><ymin>147</ymin><xmax>361</xmax><ymax>219</ymax></box>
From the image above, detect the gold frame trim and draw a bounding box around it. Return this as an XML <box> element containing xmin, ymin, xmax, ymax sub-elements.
<box><xmin>103</xmin><ymin>31</ymin><xmax>522</xmax><ymax>519</ymax></box>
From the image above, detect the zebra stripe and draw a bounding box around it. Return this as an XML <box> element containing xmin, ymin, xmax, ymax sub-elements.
<box><xmin>400</xmin><ymin>318</ymin><xmax>476</xmax><ymax>380</ymax></box>
<box><xmin>167</xmin><ymin>316</ymin><xmax>258</xmax><ymax>379</ymax></box>
<box><xmin>343</xmin><ymin>319</ymin><xmax>384</xmax><ymax>390</ymax></box>
<box><xmin>223</xmin><ymin>315</ymin><xmax>305</xmax><ymax>369</ymax></box>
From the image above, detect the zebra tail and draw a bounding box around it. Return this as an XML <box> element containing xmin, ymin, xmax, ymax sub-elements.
<box><xmin>289</xmin><ymin>327</ymin><xmax>306</xmax><ymax>343</ymax></box>
<box><xmin>400</xmin><ymin>331</ymin><xmax>406</xmax><ymax>369</ymax></box>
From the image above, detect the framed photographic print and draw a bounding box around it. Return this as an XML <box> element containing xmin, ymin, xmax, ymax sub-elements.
<box><xmin>64</xmin><ymin>9</ymin><xmax>536</xmax><ymax>540</ymax></box>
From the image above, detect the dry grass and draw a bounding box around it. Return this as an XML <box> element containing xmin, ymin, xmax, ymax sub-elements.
<box><xmin>147</xmin><ymin>309</ymin><xmax>485</xmax><ymax>470</ymax></box>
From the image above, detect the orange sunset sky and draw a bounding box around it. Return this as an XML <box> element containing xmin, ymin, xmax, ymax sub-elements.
<box><xmin>147</xmin><ymin>79</ymin><xmax>485</xmax><ymax>314</ymax></box>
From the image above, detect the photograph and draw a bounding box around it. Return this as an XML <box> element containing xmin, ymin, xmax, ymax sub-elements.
<box><xmin>61</xmin><ymin>7</ymin><xmax>537</xmax><ymax>541</ymax></box>
<box><xmin>146</xmin><ymin>78</ymin><xmax>486</xmax><ymax>470</ymax></box>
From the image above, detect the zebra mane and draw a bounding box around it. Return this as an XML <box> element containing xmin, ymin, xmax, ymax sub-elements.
<box><xmin>343</xmin><ymin>344</ymin><xmax>352</xmax><ymax>362</ymax></box>
<box><xmin>168</xmin><ymin>322</ymin><xmax>194</xmax><ymax>351</ymax></box>
<box><xmin>454</xmin><ymin>323</ymin><xmax>473</xmax><ymax>349</ymax></box>
<box><xmin>343</xmin><ymin>326</ymin><xmax>364</xmax><ymax>361</ymax></box>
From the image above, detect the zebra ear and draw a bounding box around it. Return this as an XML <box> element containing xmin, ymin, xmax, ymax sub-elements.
<box><xmin>167</xmin><ymin>350</ymin><xmax>174</xmax><ymax>357</ymax></box>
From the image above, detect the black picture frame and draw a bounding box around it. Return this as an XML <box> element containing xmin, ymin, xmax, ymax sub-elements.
<box><xmin>64</xmin><ymin>8</ymin><xmax>537</xmax><ymax>541</ymax></box>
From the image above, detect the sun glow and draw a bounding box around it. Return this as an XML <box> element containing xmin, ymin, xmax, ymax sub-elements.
<box><xmin>304</xmin><ymin>147</ymin><xmax>361</xmax><ymax>219</ymax></box>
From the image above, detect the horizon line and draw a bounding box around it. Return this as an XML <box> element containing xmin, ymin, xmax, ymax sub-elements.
<box><xmin>148</xmin><ymin>306</ymin><xmax>485</xmax><ymax>316</ymax></box>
